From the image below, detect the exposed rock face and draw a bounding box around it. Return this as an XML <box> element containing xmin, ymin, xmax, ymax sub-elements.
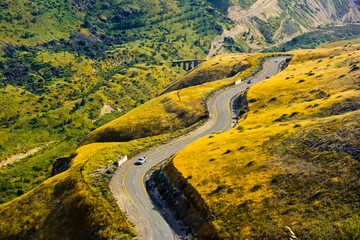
<box><xmin>208</xmin><ymin>0</ymin><xmax>360</xmax><ymax>58</ymax></box>
<box><xmin>148</xmin><ymin>159</ymin><xmax>219</xmax><ymax>239</ymax></box>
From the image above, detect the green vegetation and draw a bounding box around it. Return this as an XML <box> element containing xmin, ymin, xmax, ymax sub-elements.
<box><xmin>234</xmin><ymin>0</ymin><xmax>257</xmax><ymax>7</ymax></box>
<box><xmin>0</xmin><ymin>0</ymin><xmax>236</xmax><ymax>204</ymax></box>
<box><xmin>269</xmin><ymin>25</ymin><xmax>360</xmax><ymax>52</ymax></box>
<box><xmin>0</xmin><ymin>135</ymin><xmax>177</xmax><ymax>239</ymax></box>
<box><xmin>0</xmin><ymin>41</ymin><xmax>266</xmax><ymax>238</ymax></box>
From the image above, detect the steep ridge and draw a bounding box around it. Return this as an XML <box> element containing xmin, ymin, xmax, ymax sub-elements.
<box><xmin>209</xmin><ymin>0</ymin><xmax>360</xmax><ymax>56</ymax></box>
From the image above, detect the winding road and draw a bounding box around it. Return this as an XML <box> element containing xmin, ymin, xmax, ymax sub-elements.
<box><xmin>110</xmin><ymin>56</ymin><xmax>290</xmax><ymax>240</ymax></box>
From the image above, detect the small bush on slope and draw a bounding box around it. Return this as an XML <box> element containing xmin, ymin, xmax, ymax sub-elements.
<box><xmin>170</xmin><ymin>44</ymin><xmax>360</xmax><ymax>239</ymax></box>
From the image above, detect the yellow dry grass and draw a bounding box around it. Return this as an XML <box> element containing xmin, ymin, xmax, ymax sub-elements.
<box><xmin>0</xmin><ymin>51</ymin><xmax>269</xmax><ymax>239</ymax></box>
<box><xmin>82</xmin><ymin>53</ymin><xmax>269</xmax><ymax>145</ymax></box>
<box><xmin>164</xmin><ymin>53</ymin><xmax>271</xmax><ymax>93</ymax></box>
<box><xmin>0</xmin><ymin>133</ymin><xmax>174</xmax><ymax>239</ymax></box>
<box><xmin>171</xmin><ymin>44</ymin><xmax>360</xmax><ymax>238</ymax></box>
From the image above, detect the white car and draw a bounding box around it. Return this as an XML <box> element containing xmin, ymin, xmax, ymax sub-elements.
<box><xmin>136</xmin><ymin>157</ymin><xmax>147</xmax><ymax>165</ymax></box>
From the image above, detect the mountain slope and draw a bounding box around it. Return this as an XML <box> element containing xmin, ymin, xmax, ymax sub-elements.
<box><xmin>0</xmin><ymin>49</ymin><xmax>268</xmax><ymax>238</ymax></box>
<box><xmin>0</xmin><ymin>0</ymin><xmax>235</xmax><ymax>204</ymax></box>
<box><xmin>1</xmin><ymin>0</ymin><xmax>360</xmax><ymax>238</ymax></box>
<box><xmin>208</xmin><ymin>0</ymin><xmax>360</xmax><ymax>56</ymax></box>
<box><xmin>167</xmin><ymin>41</ymin><xmax>360</xmax><ymax>239</ymax></box>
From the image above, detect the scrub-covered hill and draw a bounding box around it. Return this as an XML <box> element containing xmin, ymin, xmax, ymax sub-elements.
<box><xmin>81</xmin><ymin>53</ymin><xmax>268</xmax><ymax>145</ymax></box>
<box><xmin>0</xmin><ymin>49</ymin><xmax>268</xmax><ymax>238</ymax></box>
<box><xmin>1</xmin><ymin>0</ymin><xmax>360</xmax><ymax>238</ymax></box>
<box><xmin>0</xmin><ymin>0</ymin><xmax>234</xmax><ymax>204</ymax></box>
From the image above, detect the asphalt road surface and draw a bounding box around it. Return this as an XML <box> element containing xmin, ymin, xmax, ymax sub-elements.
<box><xmin>111</xmin><ymin>56</ymin><xmax>290</xmax><ymax>240</ymax></box>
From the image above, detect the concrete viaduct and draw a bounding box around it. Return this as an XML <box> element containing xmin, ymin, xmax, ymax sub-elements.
<box><xmin>172</xmin><ymin>59</ymin><xmax>206</xmax><ymax>71</ymax></box>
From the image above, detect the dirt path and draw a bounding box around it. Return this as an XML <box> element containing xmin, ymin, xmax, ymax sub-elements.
<box><xmin>0</xmin><ymin>141</ymin><xmax>55</xmax><ymax>167</ymax></box>
<box><xmin>92</xmin><ymin>102</ymin><xmax>122</xmax><ymax>122</ymax></box>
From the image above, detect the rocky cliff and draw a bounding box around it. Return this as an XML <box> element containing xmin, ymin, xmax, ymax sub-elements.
<box><xmin>208</xmin><ymin>0</ymin><xmax>360</xmax><ymax>57</ymax></box>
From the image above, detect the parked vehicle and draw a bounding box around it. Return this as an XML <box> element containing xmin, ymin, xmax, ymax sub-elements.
<box><xmin>247</xmin><ymin>80</ymin><xmax>252</xmax><ymax>84</ymax></box>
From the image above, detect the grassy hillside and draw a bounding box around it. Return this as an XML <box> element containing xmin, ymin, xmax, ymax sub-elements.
<box><xmin>169</xmin><ymin>43</ymin><xmax>360</xmax><ymax>239</ymax></box>
<box><xmin>0</xmin><ymin>134</ymin><xmax>178</xmax><ymax>239</ymax></box>
<box><xmin>0</xmin><ymin>0</ymin><xmax>82</xmax><ymax>45</ymax></box>
<box><xmin>0</xmin><ymin>0</ymin><xmax>237</xmax><ymax>204</ymax></box>
<box><xmin>81</xmin><ymin>53</ymin><xmax>268</xmax><ymax>145</ymax></box>
<box><xmin>0</xmin><ymin>49</ymin><xmax>267</xmax><ymax>238</ymax></box>
<box><xmin>163</xmin><ymin>53</ymin><xmax>254</xmax><ymax>93</ymax></box>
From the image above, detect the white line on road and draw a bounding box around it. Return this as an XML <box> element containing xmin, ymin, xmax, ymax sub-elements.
<box><xmin>136</xmin><ymin>192</ymin><xmax>139</xmax><ymax>197</ymax></box>
<box><xmin>146</xmin><ymin>206</ymin><xmax>149</xmax><ymax>211</ymax></box>
<box><xmin>132</xmin><ymin>180</ymin><xmax>135</xmax><ymax>184</ymax></box>
<box><xmin>156</xmin><ymin>222</ymin><xmax>159</xmax><ymax>227</ymax></box>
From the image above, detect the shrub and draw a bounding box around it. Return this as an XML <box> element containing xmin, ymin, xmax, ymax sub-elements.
<box><xmin>223</xmin><ymin>149</ymin><xmax>232</xmax><ymax>154</ymax></box>
<box><xmin>269</xmin><ymin>97</ymin><xmax>277</xmax><ymax>102</ymax></box>
<box><xmin>274</xmin><ymin>114</ymin><xmax>288</xmax><ymax>122</ymax></box>
<box><xmin>289</xmin><ymin>112</ymin><xmax>300</xmax><ymax>117</ymax></box>
<box><xmin>239</xmin><ymin>109</ymin><xmax>248</xmax><ymax>115</ymax></box>
<box><xmin>307</xmin><ymin>71</ymin><xmax>315</xmax><ymax>76</ymax></box>
<box><xmin>351</xmin><ymin>64</ymin><xmax>360</xmax><ymax>71</ymax></box>
<box><xmin>251</xmin><ymin>184</ymin><xmax>262</xmax><ymax>191</ymax></box>
<box><xmin>237</xmin><ymin>125</ymin><xmax>245</xmax><ymax>132</ymax></box>
<box><xmin>217</xmin><ymin>184</ymin><xmax>229</xmax><ymax>191</ymax></box>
